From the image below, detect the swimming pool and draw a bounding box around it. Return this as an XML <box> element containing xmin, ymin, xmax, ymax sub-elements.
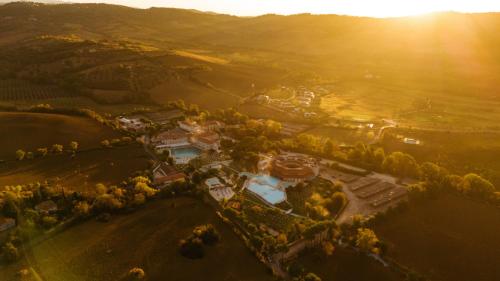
<box><xmin>242</xmin><ymin>173</ymin><xmax>288</xmax><ymax>205</ymax></box>
<box><xmin>170</xmin><ymin>146</ymin><xmax>201</xmax><ymax>164</ymax></box>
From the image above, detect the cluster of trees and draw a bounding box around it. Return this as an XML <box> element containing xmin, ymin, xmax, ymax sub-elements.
<box><xmin>339</xmin><ymin>215</ymin><xmax>386</xmax><ymax>256</ymax></box>
<box><xmin>409</xmin><ymin>162</ymin><xmax>499</xmax><ymax>203</ymax></box>
<box><xmin>179</xmin><ymin>224</ymin><xmax>220</xmax><ymax>259</ymax></box>
<box><xmin>228</xmin><ymin>136</ymin><xmax>277</xmax><ymax>171</ymax></box>
<box><xmin>222</xmin><ymin>205</ymin><xmax>292</xmax><ymax>255</ymax></box>
<box><xmin>100</xmin><ymin>136</ymin><xmax>133</xmax><ymax>148</ymax></box>
<box><xmin>15</xmin><ymin>141</ymin><xmax>79</xmax><ymax>161</ymax></box>
<box><xmin>288</xmin><ymin>180</ymin><xmax>347</xmax><ymax>220</ymax></box>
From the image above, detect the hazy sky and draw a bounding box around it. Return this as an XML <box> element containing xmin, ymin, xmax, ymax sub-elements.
<box><xmin>72</xmin><ymin>0</ymin><xmax>500</xmax><ymax>17</ymax></box>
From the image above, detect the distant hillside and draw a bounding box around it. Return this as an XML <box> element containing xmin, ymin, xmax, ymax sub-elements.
<box><xmin>1</xmin><ymin>2</ymin><xmax>500</xmax><ymax>122</ymax></box>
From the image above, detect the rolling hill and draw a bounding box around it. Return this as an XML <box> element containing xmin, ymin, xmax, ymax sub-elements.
<box><xmin>1</xmin><ymin>2</ymin><xmax>500</xmax><ymax>125</ymax></box>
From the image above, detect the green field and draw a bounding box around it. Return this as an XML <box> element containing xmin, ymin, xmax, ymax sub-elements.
<box><xmin>0</xmin><ymin>112</ymin><xmax>149</xmax><ymax>191</ymax></box>
<box><xmin>296</xmin><ymin>247</ymin><xmax>403</xmax><ymax>281</ymax></box>
<box><xmin>0</xmin><ymin>112</ymin><xmax>121</xmax><ymax>160</ymax></box>
<box><xmin>0</xmin><ymin>197</ymin><xmax>273</xmax><ymax>281</ymax></box>
<box><xmin>373</xmin><ymin>195</ymin><xmax>500</xmax><ymax>281</ymax></box>
<box><xmin>0</xmin><ymin>145</ymin><xmax>150</xmax><ymax>192</ymax></box>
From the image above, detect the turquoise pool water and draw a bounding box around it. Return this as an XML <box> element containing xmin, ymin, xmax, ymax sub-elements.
<box><xmin>242</xmin><ymin>173</ymin><xmax>287</xmax><ymax>205</ymax></box>
<box><xmin>170</xmin><ymin>146</ymin><xmax>201</xmax><ymax>164</ymax></box>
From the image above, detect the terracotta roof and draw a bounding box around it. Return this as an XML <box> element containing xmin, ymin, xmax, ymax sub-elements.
<box><xmin>154</xmin><ymin>128</ymin><xmax>188</xmax><ymax>140</ymax></box>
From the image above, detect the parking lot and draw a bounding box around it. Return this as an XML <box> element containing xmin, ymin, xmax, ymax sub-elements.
<box><xmin>319</xmin><ymin>166</ymin><xmax>408</xmax><ymax>224</ymax></box>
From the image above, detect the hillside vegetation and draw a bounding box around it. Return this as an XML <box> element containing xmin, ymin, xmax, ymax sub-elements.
<box><xmin>1</xmin><ymin>3</ymin><xmax>500</xmax><ymax>126</ymax></box>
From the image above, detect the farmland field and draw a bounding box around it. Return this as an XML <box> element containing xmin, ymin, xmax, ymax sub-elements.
<box><xmin>373</xmin><ymin>195</ymin><xmax>500</xmax><ymax>281</ymax></box>
<box><xmin>0</xmin><ymin>111</ymin><xmax>121</xmax><ymax>160</ymax></box>
<box><xmin>0</xmin><ymin>145</ymin><xmax>150</xmax><ymax>192</ymax></box>
<box><xmin>0</xmin><ymin>79</ymin><xmax>72</xmax><ymax>101</ymax></box>
<box><xmin>0</xmin><ymin>197</ymin><xmax>274</xmax><ymax>281</ymax></box>
<box><xmin>296</xmin><ymin>247</ymin><xmax>403</xmax><ymax>281</ymax></box>
<box><xmin>0</xmin><ymin>97</ymin><xmax>156</xmax><ymax>116</ymax></box>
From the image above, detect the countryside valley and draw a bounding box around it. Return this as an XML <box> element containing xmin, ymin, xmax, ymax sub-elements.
<box><xmin>0</xmin><ymin>2</ymin><xmax>499</xmax><ymax>281</ymax></box>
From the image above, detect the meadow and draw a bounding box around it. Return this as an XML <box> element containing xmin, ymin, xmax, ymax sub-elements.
<box><xmin>0</xmin><ymin>112</ymin><xmax>149</xmax><ymax>191</ymax></box>
<box><xmin>296</xmin><ymin>247</ymin><xmax>403</xmax><ymax>281</ymax></box>
<box><xmin>0</xmin><ymin>112</ymin><xmax>121</xmax><ymax>160</ymax></box>
<box><xmin>0</xmin><ymin>197</ymin><xmax>274</xmax><ymax>281</ymax></box>
<box><xmin>0</xmin><ymin>145</ymin><xmax>150</xmax><ymax>192</ymax></box>
<box><xmin>373</xmin><ymin>195</ymin><xmax>500</xmax><ymax>281</ymax></box>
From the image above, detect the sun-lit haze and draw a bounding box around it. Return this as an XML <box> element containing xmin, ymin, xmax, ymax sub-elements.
<box><xmin>72</xmin><ymin>0</ymin><xmax>500</xmax><ymax>17</ymax></box>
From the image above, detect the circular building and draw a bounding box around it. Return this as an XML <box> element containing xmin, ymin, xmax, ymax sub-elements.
<box><xmin>271</xmin><ymin>155</ymin><xmax>317</xmax><ymax>182</ymax></box>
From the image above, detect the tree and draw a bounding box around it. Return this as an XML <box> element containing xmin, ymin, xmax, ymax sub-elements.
<box><xmin>383</xmin><ymin>152</ymin><xmax>419</xmax><ymax>178</ymax></box>
<box><xmin>69</xmin><ymin>141</ymin><xmax>79</xmax><ymax>152</ymax></box>
<box><xmin>2</xmin><ymin>242</ymin><xmax>20</xmax><ymax>262</ymax></box>
<box><xmin>127</xmin><ymin>267</ymin><xmax>145</xmax><ymax>280</ymax></box>
<box><xmin>15</xmin><ymin>149</ymin><xmax>25</xmax><ymax>160</ymax></box>
<box><xmin>461</xmin><ymin>173</ymin><xmax>496</xmax><ymax>199</ymax></box>
<box><xmin>73</xmin><ymin>201</ymin><xmax>90</xmax><ymax>218</ymax></box>
<box><xmin>192</xmin><ymin>224</ymin><xmax>220</xmax><ymax>245</ymax></box>
<box><xmin>323</xmin><ymin>139</ymin><xmax>335</xmax><ymax>156</ymax></box>
<box><xmin>301</xmin><ymin>272</ymin><xmax>322</xmax><ymax>281</ymax></box>
<box><xmin>133</xmin><ymin>193</ymin><xmax>146</xmax><ymax>205</ymax></box>
<box><xmin>36</xmin><ymin>147</ymin><xmax>48</xmax><ymax>157</ymax></box>
<box><xmin>101</xmin><ymin>139</ymin><xmax>111</xmax><ymax>148</ymax></box>
<box><xmin>51</xmin><ymin>144</ymin><xmax>63</xmax><ymax>154</ymax></box>
<box><xmin>42</xmin><ymin>216</ymin><xmax>58</xmax><ymax>228</ymax></box>
<box><xmin>355</xmin><ymin>228</ymin><xmax>380</xmax><ymax>254</ymax></box>
<box><xmin>324</xmin><ymin>192</ymin><xmax>347</xmax><ymax>214</ymax></box>
<box><xmin>179</xmin><ymin>237</ymin><xmax>204</xmax><ymax>259</ymax></box>
<box><xmin>322</xmin><ymin>241</ymin><xmax>335</xmax><ymax>256</ymax></box>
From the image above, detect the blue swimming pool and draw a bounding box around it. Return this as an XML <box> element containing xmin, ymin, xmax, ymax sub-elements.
<box><xmin>170</xmin><ymin>146</ymin><xmax>201</xmax><ymax>164</ymax></box>
<box><xmin>242</xmin><ymin>173</ymin><xmax>287</xmax><ymax>205</ymax></box>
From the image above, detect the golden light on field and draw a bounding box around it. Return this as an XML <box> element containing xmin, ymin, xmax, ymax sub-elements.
<box><xmin>84</xmin><ymin>0</ymin><xmax>500</xmax><ymax>17</ymax></box>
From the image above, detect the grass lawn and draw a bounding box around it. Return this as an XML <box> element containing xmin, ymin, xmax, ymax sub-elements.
<box><xmin>373</xmin><ymin>195</ymin><xmax>500</xmax><ymax>281</ymax></box>
<box><xmin>381</xmin><ymin>128</ymin><xmax>500</xmax><ymax>187</ymax></box>
<box><xmin>0</xmin><ymin>111</ymin><xmax>122</xmax><ymax>160</ymax></box>
<box><xmin>0</xmin><ymin>197</ymin><xmax>274</xmax><ymax>281</ymax></box>
<box><xmin>0</xmin><ymin>145</ymin><xmax>150</xmax><ymax>192</ymax></box>
<box><xmin>296</xmin><ymin>247</ymin><xmax>403</xmax><ymax>281</ymax></box>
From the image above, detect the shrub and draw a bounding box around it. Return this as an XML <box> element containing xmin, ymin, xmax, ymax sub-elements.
<box><xmin>193</xmin><ymin>224</ymin><xmax>221</xmax><ymax>245</ymax></box>
<box><xmin>127</xmin><ymin>267</ymin><xmax>145</xmax><ymax>280</ymax></box>
<box><xmin>15</xmin><ymin>149</ymin><xmax>25</xmax><ymax>160</ymax></box>
<box><xmin>179</xmin><ymin>237</ymin><xmax>204</xmax><ymax>259</ymax></box>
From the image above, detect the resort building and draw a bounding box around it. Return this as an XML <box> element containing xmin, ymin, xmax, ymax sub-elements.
<box><xmin>178</xmin><ymin>120</ymin><xmax>202</xmax><ymax>133</ymax></box>
<box><xmin>271</xmin><ymin>155</ymin><xmax>318</xmax><ymax>182</ymax></box>
<box><xmin>117</xmin><ymin>116</ymin><xmax>146</xmax><ymax>132</ymax></box>
<box><xmin>35</xmin><ymin>200</ymin><xmax>58</xmax><ymax>214</ymax></box>
<box><xmin>0</xmin><ymin>217</ymin><xmax>15</xmax><ymax>232</ymax></box>
<box><xmin>205</xmin><ymin>177</ymin><xmax>234</xmax><ymax>202</ymax></box>
<box><xmin>403</xmin><ymin>138</ymin><xmax>421</xmax><ymax>145</ymax></box>
<box><xmin>152</xmin><ymin>128</ymin><xmax>190</xmax><ymax>152</ymax></box>
<box><xmin>152</xmin><ymin>163</ymin><xmax>186</xmax><ymax>187</ymax></box>
<box><xmin>192</xmin><ymin>132</ymin><xmax>220</xmax><ymax>151</ymax></box>
<box><xmin>203</xmin><ymin>120</ymin><xmax>225</xmax><ymax>132</ymax></box>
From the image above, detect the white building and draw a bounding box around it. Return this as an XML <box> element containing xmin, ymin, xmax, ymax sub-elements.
<box><xmin>178</xmin><ymin>120</ymin><xmax>202</xmax><ymax>133</ymax></box>
<box><xmin>403</xmin><ymin>138</ymin><xmax>421</xmax><ymax>145</ymax></box>
<box><xmin>117</xmin><ymin>117</ymin><xmax>146</xmax><ymax>132</ymax></box>
<box><xmin>192</xmin><ymin>132</ymin><xmax>220</xmax><ymax>151</ymax></box>
<box><xmin>205</xmin><ymin>177</ymin><xmax>234</xmax><ymax>202</ymax></box>
<box><xmin>152</xmin><ymin>128</ymin><xmax>190</xmax><ymax>152</ymax></box>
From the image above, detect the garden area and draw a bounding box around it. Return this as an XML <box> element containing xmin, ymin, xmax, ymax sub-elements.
<box><xmin>286</xmin><ymin>178</ymin><xmax>347</xmax><ymax>220</ymax></box>
<box><xmin>0</xmin><ymin>197</ymin><xmax>274</xmax><ymax>281</ymax></box>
